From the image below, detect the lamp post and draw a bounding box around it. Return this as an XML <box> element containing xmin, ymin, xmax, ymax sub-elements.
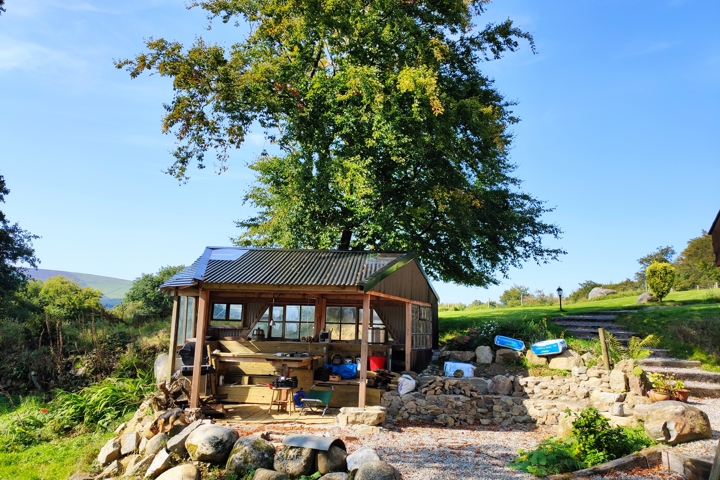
<box><xmin>556</xmin><ymin>286</ymin><xmax>564</xmax><ymax>312</ymax></box>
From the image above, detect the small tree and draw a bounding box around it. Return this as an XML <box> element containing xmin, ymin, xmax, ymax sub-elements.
<box><xmin>39</xmin><ymin>276</ymin><xmax>103</xmax><ymax>319</ymax></box>
<box><xmin>646</xmin><ymin>262</ymin><xmax>675</xmax><ymax>302</ymax></box>
<box><xmin>123</xmin><ymin>265</ymin><xmax>185</xmax><ymax>317</ymax></box>
<box><xmin>500</xmin><ymin>285</ymin><xmax>531</xmax><ymax>307</ymax></box>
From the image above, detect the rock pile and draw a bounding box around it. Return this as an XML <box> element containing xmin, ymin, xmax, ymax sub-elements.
<box><xmin>419</xmin><ymin>377</ymin><xmax>484</xmax><ymax>397</ymax></box>
<box><xmin>84</xmin><ymin>400</ymin><xmax>402</xmax><ymax>480</ymax></box>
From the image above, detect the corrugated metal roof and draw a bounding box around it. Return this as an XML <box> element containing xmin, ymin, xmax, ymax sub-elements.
<box><xmin>160</xmin><ymin>248</ymin><xmax>409</xmax><ymax>289</ymax></box>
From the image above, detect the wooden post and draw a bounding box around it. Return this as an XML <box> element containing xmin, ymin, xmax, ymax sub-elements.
<box><xmin>709</xmin><ymin>438</ymin><xmax>720</xmax><ymax>480</ymax></box>
<box><xmin>314</xmin><ymin>296</ymin><xmax>326</xmax><ymax>336</ymax></box>
<box><xmin>190</xmin><ymin>289</ymin><xmax>210</xmax><ymax>409</ymax></box>
<box><xmin>405</xmin><ymin>302</ymin><xmax>412</xmax><ymax>372</ymax></box>
<box><xmin>166</xmin><ymin>293</ymin><xmax>180</xmax><ymax>383</ymax></box>
<box><xmin>598</xmin><ymin>328</ymin><xmax>611</xmax><ymax>370</ymax></box>
<box><xmin>358</xmin><ymin>295</ymin><xmax>370</xmax><ymax>408</ymax></box>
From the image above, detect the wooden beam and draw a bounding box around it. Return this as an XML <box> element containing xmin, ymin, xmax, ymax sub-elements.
<box><xmin>405</xmin><ymin>302</ymin><xmax>412</xmax><ymax>372</ymax></box>
<box><xmin>314</xmin><ymin>296</ymin><xmax>326</xmax><ymax>335</ymax></box>
<box><xmin>166</xmin><ymin>293</ymin><xmax>180</xmax><ymax>383</ymax></box>
<box><xmin>358</xmin><ymin>295</ymin><xmax>370</xmax><ymax>408</ymax></box>
<box><xmin>190</xmin><ymin>289</ymin><xmax>210</xmax><ymax>409</ymax></box>
<box><xmin>369</xmin><ymin>291</ymin><xmax>432</xmax><ymax>307</ymax></box>
<box><xmin>200</xmin><ymin>283</ymin><xmax>362</xmax><ymax>294</ymax></box>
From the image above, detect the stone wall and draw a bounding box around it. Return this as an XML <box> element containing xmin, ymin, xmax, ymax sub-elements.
<box><xmin>382</xmin><ymin>360</ymin><xmax>650</xmax><ymax>428</ymax></box>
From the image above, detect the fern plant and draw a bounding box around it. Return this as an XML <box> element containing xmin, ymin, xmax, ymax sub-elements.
<box><xmin>627</xmin><ymin>334</ymin><xmax>661</xmax><ymax>360</ymax></box>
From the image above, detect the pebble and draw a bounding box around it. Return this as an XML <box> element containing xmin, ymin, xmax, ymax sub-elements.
<box><xmin>229</xmin><ymin>396</ymin><xmax>720</xmax><ymax>479</ymax></box>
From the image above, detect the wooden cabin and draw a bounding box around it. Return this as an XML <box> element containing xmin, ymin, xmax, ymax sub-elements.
<box><xmin>159</xmin><ymin>248</ymin><xmax>439</xmax><ymax>409</ymax></box>
<box><xmin>711</xmin><ymin>210</ymin><xmax>720</xmax><ymax>267</ymax></box>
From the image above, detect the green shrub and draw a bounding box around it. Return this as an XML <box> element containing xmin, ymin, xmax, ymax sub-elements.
<box><xmin>510</xmin><ymin>407</ymin><xmax>655</xmax><ymax>476</ymax></box>
<box><xmin>646</xmin><ymin>262</ymin><xmax>676</xmax><ymax>301</ymax></box>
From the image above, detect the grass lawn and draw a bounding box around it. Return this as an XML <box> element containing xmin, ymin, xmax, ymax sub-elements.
<box><xmin>439</xmin><ymin>288</ymin><xmax>720</xmax><ymax>369</ymax></box>
<box><xmin>0</xmin><ymin>431</ymin><xmax>109</xmax><ymax>480</ymax></box>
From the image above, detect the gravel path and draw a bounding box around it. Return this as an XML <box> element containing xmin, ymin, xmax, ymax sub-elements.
<box><xmin>230</xmin><ymin>397</ymin><xmax>720</xmax><ymax>479</ymax></box>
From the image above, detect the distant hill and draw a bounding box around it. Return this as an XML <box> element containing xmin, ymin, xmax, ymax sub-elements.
<box><xmin>24</xmin><ymin>269</ymin><xmax>133</xmax><ymax>308</ymax></box>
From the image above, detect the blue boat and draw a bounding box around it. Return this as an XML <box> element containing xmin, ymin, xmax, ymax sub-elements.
<box><xmin>493</xmin><ymin>335</ymin><xmax>526</xmax><ymax>352</ymax></box>
<box><xmin>531</xmin><ymin>339</ymin><xmax>568</xmax><ymax>356</ymax></box>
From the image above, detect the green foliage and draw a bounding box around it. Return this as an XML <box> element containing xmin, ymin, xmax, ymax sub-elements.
<box><xmin>499</xmin><ymin>285</ymin><xmax>530</xmax><ymax>307</ymax></box>
<box><xmin>626</xmin><ymin>334</ymin><xmax>661</xmax><ymax>361</ymax></box>
<box><xmin>636</xmin><ymin>245</ymin><xmax>676</xmax><ymax>285</ymax></box>
<box><xmin>441</xmin><ymin>316</ymin><xmax>553</xmax><ymax>351</ymax></box>
<box><xmin>0</xmin><ymin>174</ymin><xmax>39</xmax><ymax>315</ymax></box>
<box><xmin>511</xmin><ymin>408</ymin><xmax>655</xmax><ymax>476</ymax></box>
<box><xmin>646</xmin><ymin>262</ymin><xmax>676</xmax><ymax>301</ymax></box>
<box><xmin>39</xmin><ymin>276</ymin><xmax>103</xmax><ymax>319</ymax></box>
<box><xmin>510</xmin><ymin>438</ymin><xmax>584</xmax><ymax>477</ymax></box>
<box><xmin>123</xmin><ymin>265</ymin><xmax>184</xmax><ymax>317</ymax></box>
<box><xmin>673</xmin><ymin>232</ymin><xmax>720</xmax><ymax>291</ymax></box>
<box><xmin>117</xmin><ymin>0</ymin><xmax>565</xmax><ymax>287</ymax></box>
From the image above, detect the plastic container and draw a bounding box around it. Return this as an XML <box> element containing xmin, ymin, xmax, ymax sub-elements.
<box><xmin>369</xmin><ymin>356</ymin><xmax>387</xmax><ymax>371</ymax></box>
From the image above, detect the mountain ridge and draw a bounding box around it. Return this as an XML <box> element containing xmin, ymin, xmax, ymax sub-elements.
<box><xmin>24</xmin><ymin>268</ymin><xmax>133</xmax><ymax>308</ymax></box>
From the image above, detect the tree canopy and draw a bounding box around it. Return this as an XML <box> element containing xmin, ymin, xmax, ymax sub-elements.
<box><xmin>0</xmin><ymin>174</ymin><xmax>39</xmax><ymax>312</ymax></box>
<box><xmin>117</xmin><ymin>0</ymin><xmax>564</xmax><ymax>286</ymax></box>
<box><xmin>123</xmin><ymin>265</ymin><xmax>185</xmax><ymax>317</ymax></box>
<box><xmin>673</xmin><ymin>232</ymin><xmax>720</xmax><ymax>290</ymax></box>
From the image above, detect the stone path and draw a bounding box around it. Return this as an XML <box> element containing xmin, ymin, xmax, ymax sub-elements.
<box><xmin>552</xmin><ymin>311</ymin><xmax>720</xmax><ymax>398</ymax></box>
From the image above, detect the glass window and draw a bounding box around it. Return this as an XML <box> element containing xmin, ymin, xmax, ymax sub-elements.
<box><xmin>326</xmin><ymin>306</ymin><xmax>385</xmax><ymax>343</ymax></box>
<box><xmin>211</xmin><ymin>303</ymin><xmax>243</xmax><ymax>327</ymax></box>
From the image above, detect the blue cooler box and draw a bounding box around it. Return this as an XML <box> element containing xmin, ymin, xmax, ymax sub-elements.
<box><xmin>531</xmin><ymin>339</ymin><xmax>568</xmax><ymax>356</ymax></box>
<box><xmin>494</xmin><ymin>335</ymin><xmax>526</xmax><ymax>352</ymax></box>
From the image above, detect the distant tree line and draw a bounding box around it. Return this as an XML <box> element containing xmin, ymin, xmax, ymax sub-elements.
<box><xmin>440</xmin><ymin>231</ymin><xmax>720</xmax><ymax>310</ymax></box>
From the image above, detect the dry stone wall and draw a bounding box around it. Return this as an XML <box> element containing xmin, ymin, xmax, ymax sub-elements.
<box><xmin>382</xmin><ymin>358</ymin><xmax>650</xmax><ymax>428</ymax></box>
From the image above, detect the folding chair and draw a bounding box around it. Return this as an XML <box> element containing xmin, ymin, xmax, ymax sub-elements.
<box><xmin>297</xmin><ymin>385</ymin><xmax>334</xmax><ymax>416</ymax></box>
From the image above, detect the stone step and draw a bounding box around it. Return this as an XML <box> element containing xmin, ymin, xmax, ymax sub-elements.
<box><xmin>554</xmin><ymin>315</ymin><xmax>619</xmax><ymax>322</ymax></box>
<box><xmin>564</xmin><ymin>330</ymin><xmax>637</xmax><ymax>341</ymax></box>
<box><xmin>684</xmin><ymin>381</ymin><xmax>720</xmax><ymax>398</ymax></box>
<box><xmin>647</xmin><ymin>349</ymin><xmax>670</xmax><ymax>358</ymax></box>
<box><xmin>638</xmin><ymin>358</ymin><xmax>702</xmax><ymax>369</ymax></box>
<box><xmin>553</xmin><ymin>320</ymin><xmax>618</xmax><ymax>328</ymax></box>
<box><xmin>638</xmin><ymin>365</ymin><xmax>720</xmax><ymax>385</ymax></box>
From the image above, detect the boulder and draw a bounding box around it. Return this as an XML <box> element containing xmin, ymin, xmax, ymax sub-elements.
<box><xmin>121</xmin><ymin>431</ymin><xmax>140</xmax><ymax>456</ymax></box>
<box><xmin>495</xmin><ymin>349</ymin><xmax>523</xmax><ymax>364</ymax></box>
<box><xmin>226</xmin><ymin>434</ymin><xmax>276</xmax><ymax>477</ymax></box>
<box><xmin>590</xmin><ymin>390</ymin><xmax>625</xmax><ymax>411</ymax></box>
<box><xmin>144</xmin><ymin>449</ymin><xmax>173</xmax><ymax>478</ymax></box>
<box><xmin>97</xmin><ymin>436</ymin><xmax>121</xmax><ymax>466</ymax></box>
<box><xmin>154</xmin><ymin>353</ymin><xmax>171</xmax><ymax>385</ymax></box>
<box><xmin>252</xmin><ymin>469</ymin><xmax>288</xmax><ymax>480</ymax></box>
<box><xmin>548</xmin><ymin>350</ymin><xmax>581</xmax><ymax>371</ymax></box>
<box><xmin>637</xmin><ymin>292</ymin><xmax>656</xmax><ymax>303</ymax></box>
<box><xmin>525</xmin><ymin>350</ymin><xmax>548</xmax><ymax>366</ymax></box>
<box><xmin>337</xmin><ymin>407</ymin><xmax>385</xmax><ymax>426</ymax></box>
<box><xmin>145</xmin><ymin>432</ymin><xmax>169</xmax><ymax>456</ymax></box>
<box><xmin>166</xmin><ymin>419</ymin><xmax>210</xmax><ymax>457</ymax></box>
<box><xmin>317</xmin><ymin>445</ymin><xmax>348</xmax><ymax>474</ymax></box>
<box><xmin>346</xmin><ymin>447</ymin><xmax>381</xmax><ymax>471</ymax></box>
<box><xmin>447</xmin><ymin>351</ymin><xmax>476</xmax><ymax>363</ymax></box>
<box><xmin>609</xmin><ymin>370</ymin><xmax>628</xmax><ymax>393</ymax></box>
<box><xmin>273</xmin><ymin>446</ymin><xmax>315</xmax><ymax>477</ymax></box>
<box><xmin>185</xmin><ymin>424</ymin><xmax>238</xmax><ymax>463</ymax></box>
<box><xmin>123</xmin><ymin>454</ymin><xmax>155</xmax><ymax>478</ymax></box>
<box><xmin>475</xmin><ymin>346</ymin><xmax>493</xmax><ymax>364</ymax></box>
<box><xmin>588</xmin><ymin>287</ymin><xmax>616</xmax><ymax>300</ymax></box>
<box><xmin>644</xmin><ymin>401</ymin><xmax>712</xmax><ymax>445</ymax></box>
<box><xmin>319</xmin><ymin>474</ymin><xmax>348</xmax><ymax>480</ymax></box>
<box><xmin>490</xmin><ymin>375</ymin><xmax>513</xmax><ymax>395</ymax></box>
<box><xmin>96</xmin><ymin>460</ymin><xmax>119</xmax><ymax>480</ymax></box>
<box><xmin>155</xmin><ymin>464</ymin><xmax>200</xmax><ymax>480</ymax></box>
<box><xmin>354</xmin><ymin>459</ymin><xmax>402</xmax><ymax>480</ymax></box>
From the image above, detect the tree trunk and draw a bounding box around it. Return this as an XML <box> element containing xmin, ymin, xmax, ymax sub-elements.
<box><xmin>338</xmin><ymin>229</ymin><xmax>352</xmax><ymax>250</ymax></box>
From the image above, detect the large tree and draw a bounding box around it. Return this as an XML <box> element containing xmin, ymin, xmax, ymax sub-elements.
<box><xmin>117</xmin><ymin>0</ymin><xmax>564</xmax><ymax>286</ymax></box>
<box><xmin>0</xmin><ymin>174</ymin><xmax>39</xmax><ymax>312</ymax></box>
<box><xmin>673</xmin><ymin>232</ymin><xmax>720</xmax><ymax>290</ymax></box>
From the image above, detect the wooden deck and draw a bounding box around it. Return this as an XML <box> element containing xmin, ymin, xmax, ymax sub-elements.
<box><xmin>212</xmin><ymin>403</ymin><xmax>340</xmax><ymax>425</ymax></box>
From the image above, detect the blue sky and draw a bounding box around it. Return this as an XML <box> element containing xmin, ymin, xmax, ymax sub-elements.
<box><xmin>2</xmin><ymin>0</ymin><xmax>718</xmax><ymax>304</ymax></box>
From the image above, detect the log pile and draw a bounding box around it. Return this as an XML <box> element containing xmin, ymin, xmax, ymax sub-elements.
<box><xmin>420</xmin><ymin>377</ymin><xmax>482</xmax><ymax>397</ymax></box>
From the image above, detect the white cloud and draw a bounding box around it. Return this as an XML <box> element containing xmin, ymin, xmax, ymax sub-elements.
<box><xmin>0</xmin><ymin>36</ymin><xmax>86</xmax><ymax>74</ymax></box>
